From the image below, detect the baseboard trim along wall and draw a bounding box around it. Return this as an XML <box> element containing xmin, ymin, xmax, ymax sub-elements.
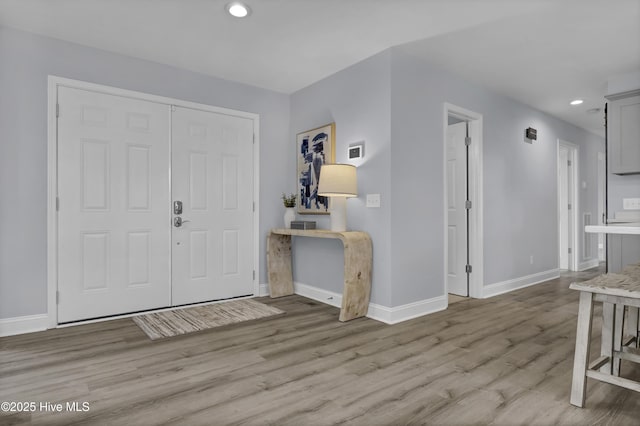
<box><xmin>578</xmin><ymin>259</ymin><xmax>600</xmax><ymax>271</ymax></box>
<box><xmin>0</xmin><ymin>314</ymin><xmax>49</xmax><ymax>337</ymax></box>
<box><xmin>482</xmin><ymin>268</ymin><xmax>560</xmax><ymax>299</ymax></box>
<box><xmin>293</xmin><ymin>282</ymin><xmax>343</xmax><ymax>309</ymax></box>
<box><xmin>367</xmin><ymin>296</ymin><xmax>448</xmax><ymax>325</ymax></box>
<box><xmin>258</xmin><ymin>283</ymin><xmax>270</xmax><ymax>297</ymax></box>
<box><xmin>291</xmin><ymin>282</ymin><xmax>447</xmax><ymax>325</ymax></box>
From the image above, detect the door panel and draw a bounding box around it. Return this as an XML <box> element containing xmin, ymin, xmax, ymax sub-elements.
<box><xmin>446</xmin><ymin>122</ymin><xmax>468</xmax><ymax>296</ymax></box>
<box><xmin>171</xmin><ymin>107</ymin><xmax>254</xmax><ymax>305</ymax></box>
<box><xmin>558</xmin><ymin>147</ymin><xmax>569</xmax><ymax>270</ymax></box>
<box><xmin>57</xmin><ymin>87</ymin><xmax>171</xmax><ymax>322</ymax></box>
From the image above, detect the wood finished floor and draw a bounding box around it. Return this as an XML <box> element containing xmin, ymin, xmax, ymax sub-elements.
<box><xmin>2</xmin><ymin>269</ymin><xmax>639</xmax><ymax>425</ymax></box>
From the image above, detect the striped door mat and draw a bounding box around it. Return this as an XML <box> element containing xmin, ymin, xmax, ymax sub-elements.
<box><xmin>132</xmin><ymin>299</ymin><xmax>284</xmax><ymax>340</ymax></box>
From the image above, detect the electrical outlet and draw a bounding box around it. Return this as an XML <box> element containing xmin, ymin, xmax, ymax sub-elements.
<box><xmin>623</xmin><ymin>198</ymin><xmax>640</xmax><ymax>210</ymax></box>
<box><xmin>366</xmin><ymin>194</ymin><xmax>381</xmax><ymax>208</ymax></box>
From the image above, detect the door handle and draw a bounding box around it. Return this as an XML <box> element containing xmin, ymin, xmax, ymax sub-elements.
<box><xmin>174</xmin><ymin>217</ymin><xmax>191</xmax><ymax>227</ymax></box>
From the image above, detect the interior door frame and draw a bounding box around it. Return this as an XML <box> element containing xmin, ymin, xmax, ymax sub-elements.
<box><xmin>597</xmin><ymin>151</ymin><xmax>606</xmax><ymax>262</ymax></box>
<box><xmin>557</xmin><ymin>139</ymin><xmax>579</xmax><ymax>271</ymax></box>
<box><xmin>443</xmin><ymin>103</ymin><xmax>484</xmax><ymax>300</ymax></box>
<box><xmin>47</xmin><ymin>76</ymin><xmax>260</xmax><ymax>328</ymax></box>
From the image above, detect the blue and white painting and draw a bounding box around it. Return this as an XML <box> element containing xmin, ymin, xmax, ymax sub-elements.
<box><xmin>296</xmin><ymin>123</ymin><xmax>335</xmax><ymax>214</ymax></box>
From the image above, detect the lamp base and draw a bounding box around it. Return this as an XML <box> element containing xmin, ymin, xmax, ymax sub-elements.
<box><xmin>329</xmin><ymin>197</ymin><xmax>347</xmax><ymax>232</ymax></box>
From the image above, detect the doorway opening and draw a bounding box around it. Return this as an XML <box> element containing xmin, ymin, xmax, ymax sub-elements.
<box><xmin>443</xmin><ymin>103</ymin><xmax>483</xmax><ymax>301</ymax></box>
<box><xmin>557</xmin><ymin>140</ymin><xmax>579</xmax><ymax>271</ymax></box>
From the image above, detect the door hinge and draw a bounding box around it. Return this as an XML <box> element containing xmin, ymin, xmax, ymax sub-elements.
<box><xmin>465</xmin><ymin>136</ymin><xmax>471</xmax><ymax>146</ymax></box>
<box><xmin>56</xmin><ymin>290</ymin><xmax>60</xmax><ymax>304</ymax></box>
<box><xmin>253</xmin><ymin>202</ymin><xmax>255</xmax><ymax>212</ymax></box>
<box><xmin>253</xmin><ymin>270</ymin><xmax>256</xmax><ymax>280</ymax></box>
<box><xmin>568</xmin><ymin>247</ymin><xmax>572</xmax><ymax>254</ymax></box>
<box><xmin>465</xmin><ymin>200</ymin><xmax>472</xmax><ymax>210</ymax></box>
<box><xmin>465</xmin><ymin>264</ymin><xmax>472</xmax><ymax>274</ymax></box>
<box><xmin>56</xmin><ymin>103</ymin><xmax>60</xmax><ymax>118</ymax></box>
<box><xmin>568</xmin><ymin>160</ymin><xmax>572</xmax><ymax>166</ymax></box>
<box><xmin>568</xmin><ymin>204</ymin><xmax>572</xmax><ymax>210</ymax></box>
<box><xmin>56</xmin><ymin>197</ymin><xmax>60</xmax><ymax>211</ymax></box>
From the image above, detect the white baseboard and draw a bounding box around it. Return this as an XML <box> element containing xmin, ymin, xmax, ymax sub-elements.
<box><xmin>367</xmin><ymin>296</ymin><xmax>447</xmax><ymax>325</ymax></box>
<box><xmin>578</xmin><ymin>259</ymin><xmax>600</xmax><ymax>271</ymax></box>
<box><xmin>482</xmin><ymin>268</ymin><xmax>560</xmax><ymax>298</ymax></box>
<box><xmin>293</xmin><ymin>282</ymin><xmax>446</xmax><ymax>325</ymax></box>
<box><xmin>258</xmin><ymin>283</ymin><xmax>270</xmax><ymax>297</ymax></box>
<box><xmin>294</xmin><ymin>282</ymin><xmax>343</xmax><ymax>308</ymax></box>
<box><xmin>0</xmin><ymin>314</ymin><xmax>49</xmax><ymax>337</ymax></box>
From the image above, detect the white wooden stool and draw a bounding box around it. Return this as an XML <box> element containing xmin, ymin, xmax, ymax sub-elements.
<box><xmin>569</xmin><ymin>273</ymin><xmax>640</xmax><ymax>407</ymax></box>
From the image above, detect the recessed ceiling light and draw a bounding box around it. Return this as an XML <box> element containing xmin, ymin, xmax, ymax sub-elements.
<box><xmin>226</xmin><ymin>2</ymin><xmax>251</xmax><ymax>18</ymax></box>
<box><xmin>570</xmin><ymin>99</ymin><xmax>584</xmax><ymax>106</ymax></box>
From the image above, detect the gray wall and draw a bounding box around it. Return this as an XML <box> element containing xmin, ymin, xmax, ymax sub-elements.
<box><xmin>389</xmin><ymin>47</ymin><xmax>604</xmax><ymax>305</ymax></box>
<box><xmin>289</xmin><ymin>51</ymin><xmax>392</xmax><ymax>307</ymax></box>
<box><xmin>0</xmin><ymin>24</ymin><xmax>607</xmax><ymax>319</ymax></box>
<box><xmin>288</xmin><ymin>45</ymin><xmax>604</xmax><ymax>308</ymax></box>
<box><xmin>0</xmin><ymin>27</ymin><xmax>290</xmax><ymax>319</ymax></box>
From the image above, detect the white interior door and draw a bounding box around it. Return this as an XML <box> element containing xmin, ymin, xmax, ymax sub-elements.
<box><xmin>446</xmin><ymin>122</ymin><xmax>468</xmax><ymax>296</ymax></box>
<box><xmin>57</xmin><ymin>87</ymin><xmax>171</xmax><ymax>323</ymax></box>
<box><xmin>171</xmin><ymin>107</ymin><xmax>254</xmax><ymax>306</ymax></box>
<box><xmin>558</xmin><ymin>146</ymin><xmax>569</xmax><ymax>269</ymax></box>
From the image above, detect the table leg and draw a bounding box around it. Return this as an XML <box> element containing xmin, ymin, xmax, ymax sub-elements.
<box><xmin>339</xmin><ymin>234</ymin><xmax>372</xmax><ymax>322</ymax></box>
<box><xmin>267</xmin><ymin>233</ymin><xmax>294</xmax><ymax>298</ymax></box>
<box><xmin>571</xmin><ymin>291</ymin><xmax>594</xmax><ymax>408</ymax></box>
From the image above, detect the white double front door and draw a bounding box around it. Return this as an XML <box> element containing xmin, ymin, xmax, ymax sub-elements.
<box><xmin>57</xmin><ymin>87</ymin><xmax>254</xmax><ymax>323</ymax></box>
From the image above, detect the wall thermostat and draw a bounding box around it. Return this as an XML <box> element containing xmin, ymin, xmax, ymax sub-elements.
<box><xmin>348</xmin><ymin>143</ymin><xmax>364</xmax><ymax>159</ymax></box>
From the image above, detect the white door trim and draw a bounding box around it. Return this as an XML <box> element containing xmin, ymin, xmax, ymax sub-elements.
<box><xmin>597</xmin><ymin>151</ymin><xmax>606</xmax><ymax>262</ymax></box>
<box><xmin>442</xmin><ymin>103</ymin><xmax>484</xmax><ymax>300</ymax></box>
<box><xmin>557</xmin><ymin>139</ymin><xmax>580</xmax><ymax>271</ymax></box>
<box><xmin>47</xmin><ymin>75</ymin><xmax>260</xmax><ymax>328</ymax></box>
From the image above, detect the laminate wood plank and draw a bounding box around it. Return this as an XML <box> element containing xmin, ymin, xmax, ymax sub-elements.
<box><xmin>3</xmin><ymin>267</ymin><xmax>640</xmax><ymax>425</ymax></box>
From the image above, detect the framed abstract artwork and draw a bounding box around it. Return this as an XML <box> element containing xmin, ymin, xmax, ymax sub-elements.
<box><xmin>296</xmin><ymin>123</ymin><xmax>335</xmax><ymax>214</ymax></box>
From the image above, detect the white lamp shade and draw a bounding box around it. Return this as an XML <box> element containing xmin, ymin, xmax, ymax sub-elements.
<box><xmin>318</xmin><ymin>164</ymin><xmax>357</xmax><ymax>197</ymax></box>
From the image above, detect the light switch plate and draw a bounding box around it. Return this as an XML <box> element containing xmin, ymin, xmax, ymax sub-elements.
<box><xmin>623</xmin><ymin>198</ymin><xmax>640</xmax><ymax>210</ymax></box>
<box><xmin>366</xmin><ymin>194</ymin><xmax>381</xmax><ymax>208</ymax></box>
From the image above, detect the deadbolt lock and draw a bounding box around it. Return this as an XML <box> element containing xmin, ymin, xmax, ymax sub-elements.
<box><xmin>173</xmin><ymin>200</ymin><xmax>183</xmax><ymax>215</ymax></box>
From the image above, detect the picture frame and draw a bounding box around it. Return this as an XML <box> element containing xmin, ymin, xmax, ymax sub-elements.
<box><xmin>296</xmin><ymin>123</ymin><xmax>335</xmax><ymax>215</ymax></box>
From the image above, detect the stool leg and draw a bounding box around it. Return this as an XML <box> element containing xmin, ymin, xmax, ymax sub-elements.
<box><xmin>600</xmin><ymin>302</ymin><xmax>614</xmax><ymax>374</ymax></box>
<box><xmin>627</xmin><ymin>306</ymin><xmax>639</xmax><ymax>349</ymax></box>
<box><xmin>571</xmin><ymin>291</ymin><xmax>594</xmax><ymax>408</ymax></box>
<box><xmin>613</xmin><ymin>304</ymin><xmax>624</xmax><ymax>376</ymax></box>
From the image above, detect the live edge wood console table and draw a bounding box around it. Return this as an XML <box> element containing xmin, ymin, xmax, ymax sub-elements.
<box><xmin>267</xmin><ymin>229</ymin><xmax>372</xmax><ymax>322</ymax></box>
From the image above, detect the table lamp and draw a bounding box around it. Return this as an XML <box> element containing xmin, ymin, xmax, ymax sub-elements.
<box><xmin>318</xmin><ymin>164</ymin><xmax>358</xmax><ymax>232</ymax></box>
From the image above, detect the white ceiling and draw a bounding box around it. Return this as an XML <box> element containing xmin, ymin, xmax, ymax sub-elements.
<box><xmin>0</xmin><ymin>0</ymin><xmax>638</xmax><ymax>136</ymax></box>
